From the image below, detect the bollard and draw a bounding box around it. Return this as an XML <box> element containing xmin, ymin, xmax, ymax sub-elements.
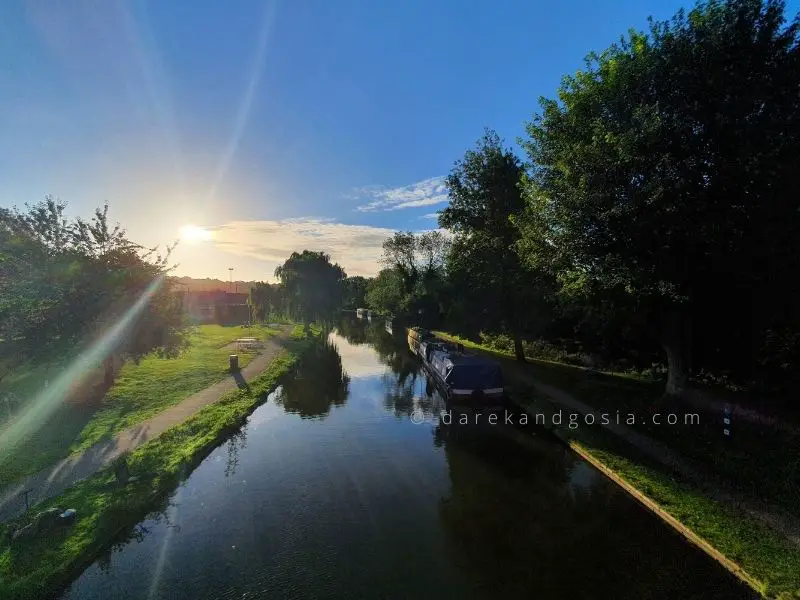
<box><xmin>229</xmin><ymin>354</ymin><xmax>239</xmax><ymax>371</ymax></box>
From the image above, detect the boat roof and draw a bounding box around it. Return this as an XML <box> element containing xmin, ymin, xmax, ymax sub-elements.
<box><xmin>431</xmin><ymin>349</ymin><xmax>499</xmax><ymax>369</ymax></box>
<box><xmin>449</xmin><ymin>354</ymin><xmax>498</xmax><ymax>367</ymax></box>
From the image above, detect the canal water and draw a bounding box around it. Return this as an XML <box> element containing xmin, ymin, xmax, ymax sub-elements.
<box><xmin>62</xmin><ymin>319</ymin><xmax>751</xmax><ymax>600</ymax></box>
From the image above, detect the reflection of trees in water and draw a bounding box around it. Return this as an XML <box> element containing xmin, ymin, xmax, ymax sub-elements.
<box><xmin>435</xmin><ymin>426</ymin><xmax>746</xmax><ymax>599</ymax></box>
<box><xmin>382</xmin><ymin>369</ymin><xmax>446</xmax><ymax>420</ymax></box>
<box><xmin>335</xmin><ymin>316</ymin><xmax>373</xmax><ymax>346</ymax></box>
<box><xmin>337</xmin><ymin>316</ymin><xmax>445</xmax><ymax>419</ymax></box>
<box><xmin>224</xmin><ymin>429</ymin><xmax>247</xmax><ymax>478</ymax></box>
<box><xmin>275</xmin><ymin>338</ymin><xmax>350</xmax><ymax>419</ymax></box>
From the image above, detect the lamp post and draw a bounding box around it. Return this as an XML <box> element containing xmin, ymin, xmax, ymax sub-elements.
<box><xmin>228</xmin><ymin>268</ymin><xmax>233</xmax><ymax>292</ymax></box>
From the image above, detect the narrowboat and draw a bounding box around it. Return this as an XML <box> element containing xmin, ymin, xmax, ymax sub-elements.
<box><xmin>407</xmin><ymin>326</ymin><xmax>434</xmax><ymax>355</ymax></box>
<box><xmin>408</xmin><ymin>328</ymin><xmax>505</xmax><ymax>404</ymax></box>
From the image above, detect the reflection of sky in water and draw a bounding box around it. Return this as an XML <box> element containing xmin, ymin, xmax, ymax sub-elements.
<box><xmin>330</xmin><ymin>332</ymin><xmax>388</xmax><ymax>378</ymax></box>
<box><xmin>567</xmin><ymin>460</ymin><xmax>601</xmax><ymax>500</ymax></box>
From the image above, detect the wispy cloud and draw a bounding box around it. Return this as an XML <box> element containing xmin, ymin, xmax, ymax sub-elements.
<box><xmin>211</xmin><ymin>218</ymin><xmax>396</xmax><ymax>277</ymax></box>
<box><xmin>420</xmin><ymin>212</ymin><xmax>440</xmax><ymax>220</ymax></box>
<box><xmin>354</xmin><ymin>176</ymin><xmax>448</xmax><ymax>212</ymax></box>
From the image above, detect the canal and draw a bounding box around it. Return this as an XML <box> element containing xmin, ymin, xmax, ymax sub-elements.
<box><xmin>62</xmin><ymin>318</ymin><xmax>751</xmax><ymax>599</ymax></box>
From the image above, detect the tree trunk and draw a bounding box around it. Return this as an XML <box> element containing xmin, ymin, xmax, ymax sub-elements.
<box><xmin>513</xmin><ymin>332</ymin><xmax>526</xmax><ymax>363</ymax></box>
<box><xmin>663</xmin><ymin>341</ymin><xmax>689</xmax><ymax>396</ymax></box>
<box><xmin>661</xmin><ymin>308</ymin><xmax>691</xmax><ymax>397</ymax></box>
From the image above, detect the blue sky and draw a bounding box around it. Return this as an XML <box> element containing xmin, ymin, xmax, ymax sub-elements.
<box><xmin>3</xmin><ymin>0</ymin><xmax>793</xmax><ymax>280</ymax></box>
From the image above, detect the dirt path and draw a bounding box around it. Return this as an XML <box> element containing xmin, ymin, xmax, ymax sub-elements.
<box><xmin>0</xmin><ymin>328</ymin><xmax>291</xmax><ymax>523</ymax></box>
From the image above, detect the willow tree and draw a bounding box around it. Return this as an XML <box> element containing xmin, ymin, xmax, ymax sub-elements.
<box><xmin>274</xmin><ymin>250</ymin><xmax>346</xmax><ymax>328</ymax></box>
<box><xmin>518</xmin><ymin>0</ymin><xmax>800</xmax><ymax>395</ymax></box>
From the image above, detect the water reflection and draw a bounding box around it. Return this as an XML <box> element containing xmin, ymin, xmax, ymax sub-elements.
<box><xmin>224</xmin><ymin>429</ymin><xmax>247</xmax><ymax>478</ymax></box>
<box><xmin>274</xmin><ymin>337</ymin><xmax>350</xmax><ymax>419</ymax></box>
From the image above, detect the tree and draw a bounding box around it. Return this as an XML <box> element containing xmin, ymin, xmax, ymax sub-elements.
<box><xmin>0</xmin><ymin>199</ymin><xmax>186</xmax><ymax>370</ymax></box>
<box><xmin>518</xmin><ymin>0</ymin><xmax>800</xmax><ymax>395</ymax></box>
<box><xmin>380</xmin><ymin>232</ymin><xmax>418</xmax><ymax>296</ymax></box>
<box><xmin>366</xmin><ymin>268</ymin><xmax>406</xmax><ymax>315</ymax></box>
<box><xmin>375</xmin><ymin>231</ymin><xmax>451</xmax><ymax>325</ymax></box>
<box><xmin>342</xmin><ymin>276</ymin><xmax>370</xmax><ymax>310</ymax></box>
<box><xmin>440</xmin><ymin>129</ymin><xmax>535</xmax><ymax>361</ymax></box>
<box><xmin>249</xmin><ymin>282</ymin><xmax>282</xmax><ymax>321</ymax></box>
<box><xmin>274</xmin><ymin>250</ymin><xmax>346</xmax><ymax>326</ymax></box>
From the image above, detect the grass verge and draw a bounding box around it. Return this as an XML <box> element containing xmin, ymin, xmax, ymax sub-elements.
<box><xmin>0</xmin><ymin>324</ymin><xmax>280</xmax><ymax>483</ymax></box>
<box><xmin>0</xmin><ymin>326</ymin><xmax>315</xmax><ymax>600</ymax></box>
<box><xmin>515</xmin><ymin>386</ymin><xmax>800</xmax><ymax>599</ymax></box>
<box><xmin>72</xmin><ymin>324</ymin><xmax>280</xmax><ymax>451</ymax></box>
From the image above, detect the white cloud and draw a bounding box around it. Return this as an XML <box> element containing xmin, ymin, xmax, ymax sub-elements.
<box><xmin>354</xmin><ymin>176</ymin><xmax>448</xmax><ymax>212</ymax></box>
<box><xmin>420</xmin><ymin>212</ymin><xmax>440</xmax><ymax>220</ymax></box>
<box><xmin>210</xmin><ymin>218</ymin><xmax>396</xmax><ymax>277</ymax></box>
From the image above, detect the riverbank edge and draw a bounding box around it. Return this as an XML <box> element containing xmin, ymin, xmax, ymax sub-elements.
<box><xmin>429</xmin><ymin>330</ymin><xmax>798</xmax><ymax>599</ymax></box>
<box><xmin>0</xmin><ymin>326</ymin><xmax>319</xmax><ymax>600</ymax></box>
<box><xmin>513</xmin><ymin>385</ymin><xmax>798</xmax><ymax>599</ymax></box>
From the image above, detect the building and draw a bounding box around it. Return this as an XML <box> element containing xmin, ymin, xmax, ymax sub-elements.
<box><xmin>181</xmin><ymin>290</ymin><xmax>250</xmax><ymax>325</ymax></box>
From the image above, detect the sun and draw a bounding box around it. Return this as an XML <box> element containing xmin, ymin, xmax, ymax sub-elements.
<box><xmin>179</xmin><ymin>224</ymin><xmax>213</xmax><ymax>242</ymax></box>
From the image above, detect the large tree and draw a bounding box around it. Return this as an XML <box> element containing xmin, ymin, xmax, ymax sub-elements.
<box><xmin>274</xmin><ymin>250</ymin><xmax>346</xmax><ymax>326</ymax></box>
<box><xmin>518</xmin><ymin>0</ymin><xmax>800</xmax><ymax>395</ymax></box>
<box><xmin>440</xmin><ymin>130</ymin><xmax>534</xmax><ymax>361</ymax></box>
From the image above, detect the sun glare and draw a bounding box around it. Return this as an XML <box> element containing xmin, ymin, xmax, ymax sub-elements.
<box><xmin>179</xmin><ymin>224</ymin><xmax>213</xmax><ymax>242</ymax></box>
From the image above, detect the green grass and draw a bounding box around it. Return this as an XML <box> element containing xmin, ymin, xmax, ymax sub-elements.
<box><xmin>513</xmin><ymin>386</ymin><xmax>800</xmax><ymax>599</ymax></box>
<box><xmin>0</xmin><ymin>324</ymin><xmax>281</xmax><ymax>483</ymax></box>
<box><xmin>0</xmin><ymin>327</ymin><xmax>315</xmax><ymax>600</ymax></box>
<box><xmin>569</xmin><ymin>427</ymin><xmax>800</xmax><ymax>599</ymax></box>
<box><xmin>72</xmin><ymin>324</ymin><xmax>279</xmax><ymax>451</ymax></box>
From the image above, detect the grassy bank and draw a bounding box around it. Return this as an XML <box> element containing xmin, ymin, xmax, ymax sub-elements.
<box><xmin>0</xmin><ymin>326</ymin><xmax>315</xmax><ymax>600</ymax></box>
<box><xmin>0</xmin><ymin>324</ymin><xmax>280</xmax><ymax>483</ymax></box>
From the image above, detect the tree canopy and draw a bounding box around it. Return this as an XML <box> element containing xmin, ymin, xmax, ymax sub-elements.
<box><xmin>516</xmin><ymin>0</ymin><xmax>800</xmax><ymax>394</ymax></box>
<box><xmin>440</xmin><ymin>130</ymin><xmax>549</xmax><ymax>361</ymax></box>
<box><xmin>0</xmin><ymin>198</ymin><xmax>187</xmax><ymax>375</ymax></box>
<box><xmin>274</xmin><ymin>250</ymin><xmax>346</xmax><ymax>326</ymax></box>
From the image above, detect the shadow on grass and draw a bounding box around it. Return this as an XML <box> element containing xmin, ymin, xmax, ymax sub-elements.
<box><xmin>0</xmin><ymin>379</ymin><xmax>113</xmax><ymax>485</ymax></box>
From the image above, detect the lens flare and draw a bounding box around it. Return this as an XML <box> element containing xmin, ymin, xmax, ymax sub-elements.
<box><xmin>0</xmin><ymin>276</ymin><xmax>165</xmax><ymax>461</ymax></box>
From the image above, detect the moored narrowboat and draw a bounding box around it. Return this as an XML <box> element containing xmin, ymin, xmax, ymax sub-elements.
<box><xmin>408</xmin><ymin>328</ymin><xmax>505</xmax><ymax>404</ymax></box>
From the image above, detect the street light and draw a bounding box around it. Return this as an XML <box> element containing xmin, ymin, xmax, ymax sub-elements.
<box><xmin>228</xmin><ymin>268</ymin><xmax>233</xmax><ymax>292</ymax></box>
